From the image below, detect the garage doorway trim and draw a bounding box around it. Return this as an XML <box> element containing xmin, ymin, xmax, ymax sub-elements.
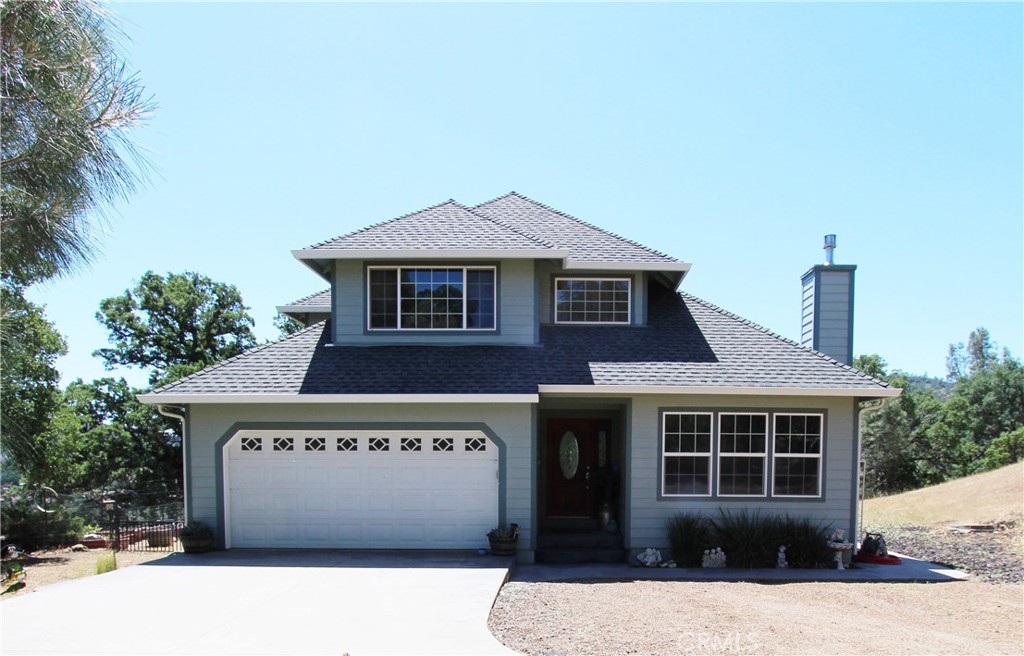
<box><xmin>214</xmin><ymin>422</ymin><xmax>509</xmax><ymax>549</ymax></box>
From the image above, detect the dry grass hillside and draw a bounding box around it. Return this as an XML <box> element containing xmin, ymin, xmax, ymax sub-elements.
<box><xmin>863</xmin><ymin>462</ymin><xmax>1023</xmax><ymax>526</ymax></box>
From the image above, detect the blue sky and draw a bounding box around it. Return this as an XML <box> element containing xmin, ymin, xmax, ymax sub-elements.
<box><xmin>27</xmin><ymin>2</ymin><xmax>1023</xmax><ymax>388</ymax></box>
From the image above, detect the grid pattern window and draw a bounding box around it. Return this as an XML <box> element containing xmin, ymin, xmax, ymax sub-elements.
<box><xmin>773</xmin><ymin>414</ymin><xmax>824</xmax><ymax>497</ymax></box>
<box><xmin>554</xmin><ymin>278</ymin><xmax>630</xmax><ymax>324</ymax></box>
<box><xmin>662</xmin><ymin>412</ymin><xmax>713</xmax><ymax>496</ymax></box>
<box><xmin>718</xmin><ymin>413</ymin><xmax>767</xmax><ymax>496</ymax></box>
<box><xmin>368</xmin><ymin>266</ymin><xmax>496</xmax><ymax>330</ymax></box>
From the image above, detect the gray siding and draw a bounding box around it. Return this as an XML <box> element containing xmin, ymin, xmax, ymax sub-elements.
<box><xmin>626</xmin><ymin>395</ymin><xmax>858</xmax><ymax>550</ymax></box>
<box><xmin>816</xmin><ymin>269</ymin><xmax>854</xmax><ymax>364</ymax></box>
<box><xmin>536</xmin><ymin>261</ymin><xmax>648</xmax><ymax>326</ymax></box>
<box><xmin>800</xmin><ymin>266</ymin><xmax>855</xmax><ymax>365</ymax></box>
<box><xmin>800</xmin><ymin>273</ymin><xmax>815</xmax><ymax>348</ymax></box>
<box><xmin>187</xmin><ymin>402</ymin><xmax>536</xmax><ymax>555</ymax></box>
<box><xmin>331</xmin><ymin>259</ymin><xmax>538</xmax><ymax>345</ymax></box>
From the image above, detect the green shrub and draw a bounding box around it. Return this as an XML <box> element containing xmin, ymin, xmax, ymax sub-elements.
<box><xmin>95</xmin><ymin>551</ymin><xmax>116</xmax><ymax>575</ymax></box>
<box><xmin>710</xmin><ymin>509</ymin><xmax>781</xmax><ymax>568</ymax></box>
<box><xmin>0</xmin><ymin>498</ymin><xmax>85</xmax><ymax>551</ymax></box>
<box><xmin>778</xmin><ymin>516</ymin><xmax>832</xmax><ymax>568</ymax></box>
<box><xmin>666</xmin><ymin>513</ymin><xmax>713</xmax><ymax>567</ymax></box>
<box><xmin>980</xmin><ymin>427</ymin><xmax>1024</xmax><ymax>470</ymax></box>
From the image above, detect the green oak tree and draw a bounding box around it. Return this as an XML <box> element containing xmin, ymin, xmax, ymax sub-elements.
<box><xmin>94</xmin><ymin>271</ymin><xmax>257</xmax><ymax>386</ymax></box>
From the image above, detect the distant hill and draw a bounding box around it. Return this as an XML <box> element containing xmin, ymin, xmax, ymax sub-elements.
<box><xmin>903</xmin><ymin>374</ymin><xmax>954</xmax><ymax>399</ymax></box>
<box><xmin>863</xmin><ymin>462</ymin><xmax>1024</xmax><ymax>526</ymax></box>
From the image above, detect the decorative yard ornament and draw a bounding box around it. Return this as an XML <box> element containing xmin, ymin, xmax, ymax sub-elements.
<box><xmin>777</xmin><ymin>545</ymin><xmax>788</xmax><ymax>569</ymax></box>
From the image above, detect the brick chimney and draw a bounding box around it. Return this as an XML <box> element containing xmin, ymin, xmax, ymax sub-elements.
<box><xmin>800</xmin><ymin>235</ymin><xmax>856</xmax><ymax>365</ymax></box>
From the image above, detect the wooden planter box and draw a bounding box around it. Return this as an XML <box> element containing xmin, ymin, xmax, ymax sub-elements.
<box><xmin>488</xmin><ymin>536</ymin><xmax>518</xmax><ymax>556</ymax></box>
<box><xmin>180</xmin><ymin>536</ymin><xmax>214</xmax><ymax>554</ymax></box>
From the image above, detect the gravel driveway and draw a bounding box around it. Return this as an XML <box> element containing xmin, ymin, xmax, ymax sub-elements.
<box><xmin>488</xmin><ymin>580</ymin><xmax>1023</xmax><ymax>655</ymax></box>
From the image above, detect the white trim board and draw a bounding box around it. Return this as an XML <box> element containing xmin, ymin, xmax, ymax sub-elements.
<box><xmin>137</xmin><ymin>393</ymin><xmax>540</xmax><ymax>404</ymax></box>
<box><xmin>538</xmin><ymin>385</ymin><xmax>901</xmax><ymax>398</ymax></box>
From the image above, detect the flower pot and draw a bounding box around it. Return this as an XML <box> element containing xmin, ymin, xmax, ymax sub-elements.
<box><xmin>488</xmin><ymin>536</ymin><xmax>518</xmax><ymax>556</ymax></box>
<box><xmin>180</xmin><ymin>535</ymin><xmax>214</xmax><ymax>554</ymax></box>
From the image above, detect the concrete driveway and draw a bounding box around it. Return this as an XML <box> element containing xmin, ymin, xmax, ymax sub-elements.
<box><xmin>1</xmin><ymin>550</ymin><xmax>517</xmax><ymax>655</ymax></box>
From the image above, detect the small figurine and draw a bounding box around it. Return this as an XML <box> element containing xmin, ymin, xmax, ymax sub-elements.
<box><xmin>701</xmin><ymin>547</ymin><xmax>726</xmax><ymax>568</ymax></box>
<box><xmin>636</xmin><ymin>547</ymin><xmax>662</xmax><ymax>567</ymax></box>
<box><xmin>776</xmin><ymin>545</ymin><xmax>788</xmax><ymax>569</ymax></box>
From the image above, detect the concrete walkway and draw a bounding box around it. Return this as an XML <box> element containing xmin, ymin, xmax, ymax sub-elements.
<box><xmin>512</xmin><ymin>551</ymin><xmax>969</xmax><ymax>583</ymax></box>
<box><xmin>1</xmin><ymin>550</ymin><xmax>517</xmax><ymax>656</ymax></box>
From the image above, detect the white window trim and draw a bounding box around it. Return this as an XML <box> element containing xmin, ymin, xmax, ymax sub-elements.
<box><xmin>553</xmin><ymin>277</ymin><xmax>632</xmax><ymax>325</ymax></box>
<box><xmin>661</xmin><ymin>411</ymin><xmax>713</xmax><ymax>498</ymax></box>
<box><xmin>716</xmin><ymin>412</ymin><xmax>769</xmax><ymax>498</ymax></box>
<box><xmin>366</xmin><ymin>265</ymin><xmax>497</xmax><ymax>332</ymax></box>
<box><xmin>771</xmin><ymin>413</ymin><xmax>824</xmax><ymax>498</ymax></box>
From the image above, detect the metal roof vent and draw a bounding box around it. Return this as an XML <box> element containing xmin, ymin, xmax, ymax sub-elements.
<box><xmin>823</xmin><ymin>234</ymin><xmax>837</xmax><ymax>266</ymax></box>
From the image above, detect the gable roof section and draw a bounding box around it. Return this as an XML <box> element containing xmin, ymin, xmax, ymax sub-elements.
<box><xmin>473</xmin><ymin>192</ymin><xmax>683</xmax><ymax>266</ymax></box>
<box><xmin>297</xmin><ymin>199</ymin><xmax>558</xmax><ymax>256</ymax></box>
<box><xmin>140</xmin><ymin>291</ymin><xmax>896</xmax><ymax>403</ymax></box>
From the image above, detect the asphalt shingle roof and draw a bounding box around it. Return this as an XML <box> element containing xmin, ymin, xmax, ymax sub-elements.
<box><xmin>472</xmin><ymin>192</ymin><xmax>680</xmax><ymax>264</ymax></box>
<box><xmin>149</xmin><ymin>289</ymin><xmax>890</xmax><ymax>397</ymax></box>
<box><xmin>306</xmin><ymin>200</ymin><xmax>553</xmax><ymax>252</ymax></box>
<box><xmin>281</xmin><ymin>289</ymin><xmax>330</xmax><ymax>308</ymax></box>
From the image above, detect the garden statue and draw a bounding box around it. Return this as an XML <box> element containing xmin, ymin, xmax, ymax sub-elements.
<box><xmin>701</xmin><ymin>548</ymin><xmax>726</xmax><ymax>568</ymax></box>
<box><xmin>826</xmin><ymin>528</ymin><xmax>854</xmax><ymax>570</ymax></box>
<box><xmin>776</xmin><ymin>545</ymin><xmax>788</xmax><ymax>569</ymax></box>
<box><xmin>636</xmin><ymin>548</ymin><xmax>662</xmax><ymax>567</ymax></box>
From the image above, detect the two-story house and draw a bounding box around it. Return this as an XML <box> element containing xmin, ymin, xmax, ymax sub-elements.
<box><xmin>140</xmin><ymin>192</ymin><xmax>899</xmax><ymax>562</ymax></box>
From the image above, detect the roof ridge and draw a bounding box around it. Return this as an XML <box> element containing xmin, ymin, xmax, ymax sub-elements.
<box><xmin>304</xmin><ymin>199</ymin><xmax>464</xmax><ymax>250</ymax></box>
<box><xmin>678</xmin><ymin>291</ymin><xmax>892</xmax><ymax>389</ymax></box>
<box><xmin>480</xmin><ymin>192</ymin><xmax>680</xmax><ymax>263</ymax></box>
<box><xmin>461</xmin><ymin>196</ymin><xmax>559</xmax><ymax>250</ymax></box>
<box><xmin>149</xmin><ymin>320</ymin><xmax>328</xmax><ymax>394</ymax></box>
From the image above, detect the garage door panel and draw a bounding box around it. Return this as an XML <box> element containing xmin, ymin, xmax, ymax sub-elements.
<box><xmin>229</xmin><ymin>431</ymin><xmax>499</xmax><ymax>549</ymax></box>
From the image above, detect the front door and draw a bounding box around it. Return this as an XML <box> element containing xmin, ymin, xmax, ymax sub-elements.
<box><xmin>545</xmin><ymin>419</ymin><xmax>607</xmax><ymax>518</ymax></box>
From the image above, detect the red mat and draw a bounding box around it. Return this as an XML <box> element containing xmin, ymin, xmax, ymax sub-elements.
<box><xmin>857</xmin><ymin>553</ymin><xmax>902</xmax><ymax>565</ymax></box>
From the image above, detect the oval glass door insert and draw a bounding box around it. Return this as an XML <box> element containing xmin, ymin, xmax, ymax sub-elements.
<box><xmin>558</xmin><ymin>431</ymin><xmax>580</xmax><ymax>480</ymax></box>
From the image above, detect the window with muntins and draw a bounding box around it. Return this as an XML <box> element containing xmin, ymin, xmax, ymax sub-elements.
<box><xmin>773</xmin><ymin>414</ymin><xmax>823</xmax><ymax>497</ymax></box>
<box><xmin>368</xmin><ymin>266</ymin><xmax>496</xmax><ymax>330</ymax></box>
<box><xmin>662</xmin><ymin>412</ymin><xmax>713</xmax><ymax>496</ymax></box>
<box><xmin>554</xmin><ymin>278</ymin><xmax>630</xmax><ymax>324</ymax></box>
<box><xmin>718</xmin><ymin>413</ymin><xmax>767</xmax><ymax>496</ymax></box>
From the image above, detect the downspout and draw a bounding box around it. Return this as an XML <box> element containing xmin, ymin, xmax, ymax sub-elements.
<box><xmin>855</xmin><ymin>398</ymin><xmax>889</xmax><ymax>552</ymax></box>
<box><xmin>157</xmin><ymin>404</ymin><xmax>189</xmax><ymax>523</ymax></box>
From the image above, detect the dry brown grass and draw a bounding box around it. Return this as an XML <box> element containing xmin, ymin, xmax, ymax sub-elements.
<box><xmin>864</xmin><ymin>462</ymin><xmax>1024</xmax><ymax>527</ymax></box>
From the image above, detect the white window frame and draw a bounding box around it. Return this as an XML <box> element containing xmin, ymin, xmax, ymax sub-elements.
<box><xmin>553</xmin><ymin>277</ymin><xmax>632</xmax><ymax>325</ymax></box>
<box><xmin>716</xmin><ymin>412</ymin><xmax>768</xmax><ymax>498</ymax></box>
<box><xmin>661</xmin><ymin>411</ymin><xmax>713</xmax><ymax>497</ymax></box>
<box><xmin>771</xmin><ymin>413</ymin><xmax>824</xmax><ymax>498</ymax></box>
<box><xmin>367</xmin><ymin>265</ymin><xmax>497</xmax><ymax>331</ymax></box>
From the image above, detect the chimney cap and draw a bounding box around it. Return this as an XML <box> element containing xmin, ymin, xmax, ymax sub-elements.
<box><xmin>823</xmin><ymin>234</ymin><xmax>837</xmax><ymax>265</ymax></box>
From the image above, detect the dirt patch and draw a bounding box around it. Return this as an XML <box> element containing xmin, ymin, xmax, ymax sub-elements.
<box><xmin>489</xmin><ymin>580</ymin><xmax>1024</xmax><ymax>655</ymax></box>
<box><xmin>2</xmin><ymin>548</ymin><xmax>172</xmax><ymax>598</ymax></box>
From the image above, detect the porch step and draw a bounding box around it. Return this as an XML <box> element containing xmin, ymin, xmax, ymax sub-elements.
<box><xmin>536</xmin><ymin>530</ymin><xmax>625</xmax><ymax>564</ymax></box>
<box><xmin>535</xmin><ymin>547</ymin><xmax>626</xmax><ymax>565</ymax></box>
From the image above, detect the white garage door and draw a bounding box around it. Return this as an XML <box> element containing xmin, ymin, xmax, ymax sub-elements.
<box><xmin>226</xmin><ymin>430</ymin><xmax>498</xmax><ymax>549</ymax></box>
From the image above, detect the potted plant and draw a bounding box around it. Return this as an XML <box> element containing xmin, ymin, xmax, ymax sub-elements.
<box><xmin>486</xmin><ymin>524</ymin><xmax>519</xmax><ymax>556</ymax></box>
<box><xmin>179</xmin><ymin>522</ymin><xmax>214</xmax><ymax>554</ymax></box>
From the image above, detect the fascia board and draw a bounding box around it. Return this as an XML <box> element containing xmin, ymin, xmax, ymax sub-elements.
<box><xmin>292</xmin><ymin>248</ymin><xmax>568</xmax><ymax>260</ymax></box>
<box><xmin>275</xmin><ymin>305</ymin><xmax>330</xmax><ymax>313</ymax></box>
<box><xmin>564</xmin><ymin>260</ymin><xmax>692</xmax><ymax>273</ymax></box>
<box><xmin>136</xmin><ymin>393</ymin><xmax>540</xmax><ymax>404</ymax></box>
<box><xmin>538</xmin><ymin>385</ymin><xmax>902</xmax><ymax>398</ymax></box>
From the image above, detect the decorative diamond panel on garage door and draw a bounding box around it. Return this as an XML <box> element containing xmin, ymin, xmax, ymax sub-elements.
<box><xmin>226</xmin><ymin>431</ymin><xmax>499</xmax><ymax>549</ymax></box>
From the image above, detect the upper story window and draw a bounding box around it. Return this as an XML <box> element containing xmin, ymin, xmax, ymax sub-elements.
<box><xmin>368</xmin><ymin>266</ymin><xmax>496</xmax><ymax>330</ymax></box>
<box><xmin>554</xmin><ymin>278</ymin><xmax>631</xmax><ymax>324</ymax></box>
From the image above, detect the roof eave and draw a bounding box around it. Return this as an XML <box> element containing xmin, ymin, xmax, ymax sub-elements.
<box><xmin>538</xmin><ymin>385</ymin><xmax>902</xmax><ymax>398</ymax></box>
<box><xmin>292</xmin><ymin>248</ymin><xmax>568</xmax><ymax>260</ymax></box>
<box><xmin>136</xmin><ymin>393</ymin><xmax>541</xmax><ymax>404</ymax></box>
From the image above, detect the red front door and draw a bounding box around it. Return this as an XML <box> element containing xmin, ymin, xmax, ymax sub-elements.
<box><xmin>545</xmin><ymin>419</ymin><xmax>606</xmax><ymax>518</ymax></box>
